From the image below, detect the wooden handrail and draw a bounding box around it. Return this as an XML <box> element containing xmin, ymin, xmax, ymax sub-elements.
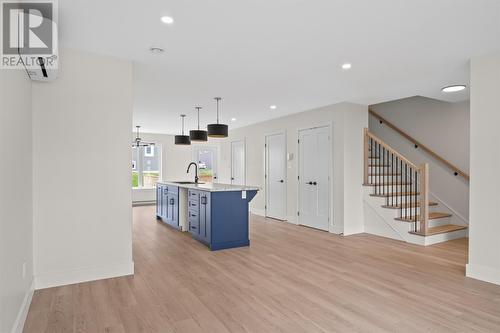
<box><xmin>366</xmin><ymin>130</ymin><xmax>419</xmax><ymax>169</ymax></box>
<box><xmin>369</xmin><ymin>109</ymin><xmax>470</xmax><ymax>181</ymax></box>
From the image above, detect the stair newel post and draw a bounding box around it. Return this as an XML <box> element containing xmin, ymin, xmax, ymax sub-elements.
<box><xmin>364</xmin><ymin>128</ymin><xmax>369</xmax><ymax>185</ymax></box>
<box><xmin>419</xmin><ymin>163</ymin><xmax>429</xmax><ymax>234</ymax></box>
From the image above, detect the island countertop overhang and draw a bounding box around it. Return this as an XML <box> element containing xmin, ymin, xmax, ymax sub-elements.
<box><xmin>157</xmin><ymin>180</ymin><xmax>259</xmax><ymax>193</ymax></box>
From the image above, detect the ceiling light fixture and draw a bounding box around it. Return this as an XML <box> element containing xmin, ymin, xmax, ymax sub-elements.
<box><xmin>270</xmin><ymin>105</ymin><xmax>277</xmax><ymax>110</ymax></box>
<box><xmin>231</xmin><ymin>118</ymin><xmax>237</xmax><ymax>122</ymax></box>
<box><xmin>342</xmin><ymin>63</ymin><xmax>352</xmax><ymax>70</ymax></box>
<box><xmin>150</xmin><ymin>47</ymin><xmax>164</xmax><ymax>54</ymax></box>
<box><xmin>174</xmin><ymin>114</ymin><xmax>191</xmax><ymax>145</ymax></box>
<box><xmin>132</xmin><ymin>126</ymin><xmax>154</xmax><ymax>148</ymax></box>
<box><xmin>441</xmin><ymin>85</ymin><xmax>466</xmax><ymax>93</ymax></box>
<box><xmin>189</xmin><ymin>107</ymin><xmax>208</xmax><ymax>142</ymax></box>
<box><xmin>161</xmin><ymin>16</ymin><xmax>174</xmax><ymax>24</ymax></box>
<box><xmin>207</xmin><ymin>97</ymin><xmax>228</xmax><ymax>138</ymax></box>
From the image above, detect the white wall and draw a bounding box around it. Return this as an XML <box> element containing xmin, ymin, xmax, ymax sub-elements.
<box><xmin>131</xmin><ymin>132</ymin><xmax>221</xmax><ymax>203</ymax></box>
<box><xmin>466</xmin><ymin>53</ymin><xmax>500</xmax><ymax>285</ymax></box>
<box><xmin>219</xmin><ymin>102</ymin><xmax>368</xmax><ymax>235</ymax></box>
<box><xmin>370</xmin><ymin>97</ymin><xmax>470</xmax><ymax>225</ymax></box>
<box><xmin>32</xmin><ymin>48</ymin><xmax>134</xmax><ymax>289</ymax></box>
<box><xmin>0</xmin><ymin>69</ymin><xmax>34</xmax><ymax>332</ymax></box>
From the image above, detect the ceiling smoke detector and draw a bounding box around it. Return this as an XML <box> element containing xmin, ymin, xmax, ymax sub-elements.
<box><xmin>150</xmin><ymin>47</ymin><xmax>165</xmax><ymax>54</ymax></box>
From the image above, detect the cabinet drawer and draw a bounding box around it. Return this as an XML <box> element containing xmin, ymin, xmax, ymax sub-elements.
<box><xmin>188</xmin><ymin>209</ymin><xmax>199</xmax><ymax>221</ymax></box>
<box><xmin>188</xmin><ymin>190</ymin><xmax>199</xmax><ymax>199</ymax></box>
<box><xmin>189</xmin><ymin>218</ymin><xmax>199</xmax><ymax>233</ymax></box>
<box><xmin>188</xmin><ymin>199</ymin><xmax>199</xmax><ymax>209</ymax></box>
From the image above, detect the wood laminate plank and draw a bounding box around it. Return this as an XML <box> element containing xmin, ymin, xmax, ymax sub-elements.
<box><xmin>23</xmin><ymin>206</ymin><xmax>500</xmax><ymax>332</ymax></box>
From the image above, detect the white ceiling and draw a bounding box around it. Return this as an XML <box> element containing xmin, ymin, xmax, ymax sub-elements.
<box><xmin>59</xmin><ymin>0</ymin><xmax>500</xmax><ymax>134</ymax></box>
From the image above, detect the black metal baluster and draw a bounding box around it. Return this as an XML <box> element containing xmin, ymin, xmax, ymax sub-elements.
<box><xmin>382</xmin><ymin>147</ymin><xmax>385</xmax><ymax>198</ymax></box>
<box><xmin>399</xmin><ymin>159</ymin><xmax>402</xmax><ymax>218</ymax></box>
<box><xmin>404</xmin><ymin>163</ymin><xmax>408</xmax><ymax>219</ymax></box>
<box><xmin>415</xmin><ymin>169</ymin><xmax>418</xmax><ymax>232</ymax></box>
<box><xmin>391</xmin><ymin>153</ymin><xmax>394</xmax><ymax>207</ymax></box>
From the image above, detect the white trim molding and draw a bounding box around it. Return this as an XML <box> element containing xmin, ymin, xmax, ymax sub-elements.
<box><xmin>11</xmin><ymin>279</ymin><xmax>35</xmax><ymax>333</ymax></box>
<box><xmin>35</xmin><ymin>261</ymin><xmax>134</xmax><ymax>290</ymax></box>
<box><xmin>466</xmin><ymin>263</ymin><xmax>500</xmax><ymax>286</ymax></box>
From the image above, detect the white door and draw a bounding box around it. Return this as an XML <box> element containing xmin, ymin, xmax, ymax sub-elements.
<box><xmin>192</xmin><ymin>146</ymin><xmax>218</xmax><ymax>183</ymax></box>
<box><xmin>298</xmin><ymin>126</ymin><xmax>330</xmax><ymax>231</ymax></box>
<box><xmin>266</xmin><ymin>133</ymin><xmax>286</xmax><ymax>220</ymax></box>
<box><xmin>231</xmin><ymin>140</ymin><xmax>245</xmax><ymax>185</ymax></box>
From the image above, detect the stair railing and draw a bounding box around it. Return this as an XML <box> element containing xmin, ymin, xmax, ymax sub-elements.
<box><xmin>364</xmin><ymin>128</ymin><xmax>429</xmax><ymax>234</ymax></box>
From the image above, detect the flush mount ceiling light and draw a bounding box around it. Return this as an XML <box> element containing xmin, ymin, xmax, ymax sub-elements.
<box><xmin>189</xmin><ymin>107</ymin><xmax>208</xmax><ymax>142</ymax></box>
<box><xmin>161</xmin><ymin>16</ymin><xmax>174</xmax><ymax>24</ymax></box>
<box><xmin>150</xmin><ymin>46</ymin><xmax>164</xmax><ymax>54</ymax></box>
<box><xmin>441</xmin><ymin>85</ymin><xmax>466</xmax><ymax>93</ymax></box>
<box><xmin>342</xmin><ymin>63</ymin><xmax>352</xmax><ymax>70</ymax></box>
<box><xmin>174</xmin><ymin>114</ymin><xmax>191</xmax><ymax>145</ymax></box>
<box><xmin>207</xmin><ymin>97</ymin><xmax>228</xmax><ymax>138</ymax></box>
<box><xmin>231</xmin><ymin>118</ymin><xmax>237</xmax><ymax>122</ymax></box>
<box><xmin>270</xmin><ymin>105</ymin><xmax>277</xmax><ymax>110</ymax></box>
<box><xmin>132</xmin><ymin>126</ymin><xmax>154</xmax><ymax>148</ymax></box>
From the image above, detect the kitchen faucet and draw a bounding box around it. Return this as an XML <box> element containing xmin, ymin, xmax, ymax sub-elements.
<box><xmin>187</xmin><ymin>162</ymin><xmax>199</xmax><ymax>183</ymax></box>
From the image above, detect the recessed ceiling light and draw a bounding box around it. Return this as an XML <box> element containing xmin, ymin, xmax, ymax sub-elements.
<box><xmin>441</xmin><ymin>85</ymin><xmax>466</xmax><ymax>93</ymax></box>
<box><xmin>150</xmin><ymin>47</ymin><xmax>164</xmax><ymax>54</ymax></box>
<box><xmin>231</xmin><ymin>118</ymin><xmax>237</xmax><ymax>122</ymax></box>
<box><xmin>270</xmin><ymin>105</ymin><xmax>277</xmax><ymax>110</ymax></box>
<box><xmin>161</xmin><ymin>16</ymin><xmax>174</xmax><ymax>24</ymax></box>
<box><xmin>342</xmin><ymin>63</ymin><xmax>352</xmax><ymax>70</ymax></box>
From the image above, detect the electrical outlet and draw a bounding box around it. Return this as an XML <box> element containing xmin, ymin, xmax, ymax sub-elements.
<box><xmin>22</xmin><ymin>262</ymin><xmax>26</xmax><ymax>279</ymax></box>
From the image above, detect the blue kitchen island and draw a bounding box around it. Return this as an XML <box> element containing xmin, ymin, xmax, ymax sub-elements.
<box><xmin>156</xmin><ymin>181</ymin><xmax>259</xmax><ymax>251</ymax></box>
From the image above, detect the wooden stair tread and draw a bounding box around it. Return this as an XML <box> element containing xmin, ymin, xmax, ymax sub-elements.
<box><xmin>395</xmin><ymin>212</ymin><xmax>452</xmax><ymax>222</ymax></box>
<box><xmin>382</xmin><ymin>202</ymin><xmax>438</xmax><ymax>209</ymax></box>
<box><xmin>370</xmin><ymin>192</ymin><xmax>419</xmax><ymax>197</ymax></box>
<box><xmin>409</xmin><ymin>224</ymin><xmax>467</xmax><ymax>236</ymax></box>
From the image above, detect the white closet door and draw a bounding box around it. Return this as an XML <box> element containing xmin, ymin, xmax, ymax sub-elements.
<box><xmin>266</xmin><ymin>133</ymin><xmax>286</xmax><ymax>220</ymax></box>
<box><xmin>231</xmin><ymin>140</ymin><xmax>245</xmax><ymax>185</ymax></box>
<box><xmin>298</xmin><ymin>126</ymin><xmax>330</xmax><ymax>231</ymax></box>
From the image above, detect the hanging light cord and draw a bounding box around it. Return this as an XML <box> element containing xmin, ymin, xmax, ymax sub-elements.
<box><xmin>215</xmin><ymin>97</ymin><xmax>221</xmax><ymax>124</ymax></box>
<box><xmin>181</xmin><ymin>115</ymin><xmax>185</xmax><ymax>135</ymax></box>
<box><xmin>196</xmin><ymin>107</ymin><xmax>202</xmax><ymax>130</ymax></box>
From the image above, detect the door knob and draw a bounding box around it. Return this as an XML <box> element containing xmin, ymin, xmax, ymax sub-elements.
<box><xmin>313</xmin><ymin>182</ymin><xmax>317</xmax><ymax>185</ymax></box>
<box><xmin>279</xmin><ymin>180</ymin><xmax>284</xmax><ymax>183</ymax></box>
<box><xmin>308</xmin><ymin>181</ymin><xmax>313</xmax><ymax>185</ymax></box>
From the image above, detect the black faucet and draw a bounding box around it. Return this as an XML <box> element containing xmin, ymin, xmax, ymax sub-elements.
<box><xmin>187</xmin><ymin>162</ymin><xmax>199</xmax><ymax>183</ymax></box>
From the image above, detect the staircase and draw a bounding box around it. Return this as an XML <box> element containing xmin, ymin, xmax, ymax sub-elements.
<box><xmin>363</xmin><ymin>128</ymin><xmax>467</xmax><ymax>246</ymax></box>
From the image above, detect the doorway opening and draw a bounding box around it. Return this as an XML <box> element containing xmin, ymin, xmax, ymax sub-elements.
<box><xmin>192</xmin><ymin>146</ymin><xmax>218</xmax><ymax>183</ymax></box>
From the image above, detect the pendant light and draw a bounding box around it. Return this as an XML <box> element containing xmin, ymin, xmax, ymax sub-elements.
<box><xmin>189</xmin><ymin>106</ymin><xmax>208</xmax><ymax>142</ymax></box>
<box><xmin>207</xmin><ymin>97</ymin><xmax>228</xmax><ymax>138</ymax></box>
<box><xmin>174</xmin><ymin>114</ymin><xmax>191</xmax><ymax>145</ymax></box>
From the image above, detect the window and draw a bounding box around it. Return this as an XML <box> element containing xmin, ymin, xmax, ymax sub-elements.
<box><xmin>132</xmin><ymin>144</ymin><xmax>161</xmax><ymax>188</ymax></box>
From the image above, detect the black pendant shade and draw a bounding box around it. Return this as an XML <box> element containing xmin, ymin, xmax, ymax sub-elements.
<box><xmin>174</xmin><ymin>114</ymin><xmax>191</xmax><ymax>145</ymax></box>
<box><xmin>189</xmin><ymin>107</ymin><xmax>208</xmax><ymax>142</ymax></box>
<box><xmin>207</xmin><ymin>97</ymin><xmax>228</xmax><ymax>138</ymax></box>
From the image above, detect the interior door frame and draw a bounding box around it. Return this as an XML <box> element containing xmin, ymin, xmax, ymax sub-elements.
<box><xmin>192</xmin><ymin>145</ymin><xmax>219</xmax><ymax>183</ymax></box>
<box><xmin>231</xmin><ymin>139</ymin><xmax>246</xmax><ymax>185</ymax></box>
<box><xmin>265</xmin><ymin>132</ymin><xmax>287</xmax><ymax>221</ymax></box>
<box><xmin>297</xmin><ymin>123</ymin><xmax>333</xmax><ymax>232</ymax></box>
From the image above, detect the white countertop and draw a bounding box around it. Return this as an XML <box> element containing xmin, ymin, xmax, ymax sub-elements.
<box><xmin>158</xmin><ymin>181</ymin><xmax>260</xmax><ymax>192</ymax></box>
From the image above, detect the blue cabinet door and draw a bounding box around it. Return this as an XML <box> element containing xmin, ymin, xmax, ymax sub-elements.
<box><xmin>199</xmin><ymin>192</ymin><xmax>211</xmax><ymax>244</ymax></box>
<box><xmin>156</xmin><ymin>184</ymin><xmax>163</xmax><ymax>217</ymax></box>
<box><xmin>162</xmin><ymin>187</ymin><xmax>169</xmax><ymax>221</ymax></box>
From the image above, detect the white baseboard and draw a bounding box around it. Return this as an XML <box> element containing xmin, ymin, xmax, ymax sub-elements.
<box><xmin>466</xmin><ymin>263</ymin><xmax>500</xmax><ymax>286</ymax></box>
<box><xmin>249</xmin><ymin>208</ymin><xmax>266</xmax><ymax>217</ymax></box>
<box><xmin>11</xmin><ymin>279</ymin><xmax>35</xmax><ymax>333</ymax></box>
<box><xmin>35</xmin><ymin>261</ymin><xmax>134</xmax><ymax>290</ymax></box>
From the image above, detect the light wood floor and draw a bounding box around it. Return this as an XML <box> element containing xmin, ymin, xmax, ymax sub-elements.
<box><xmin>24</xmin><ymin>206</ymin><xmax>500</xmax><ymax>332</ymax></box>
